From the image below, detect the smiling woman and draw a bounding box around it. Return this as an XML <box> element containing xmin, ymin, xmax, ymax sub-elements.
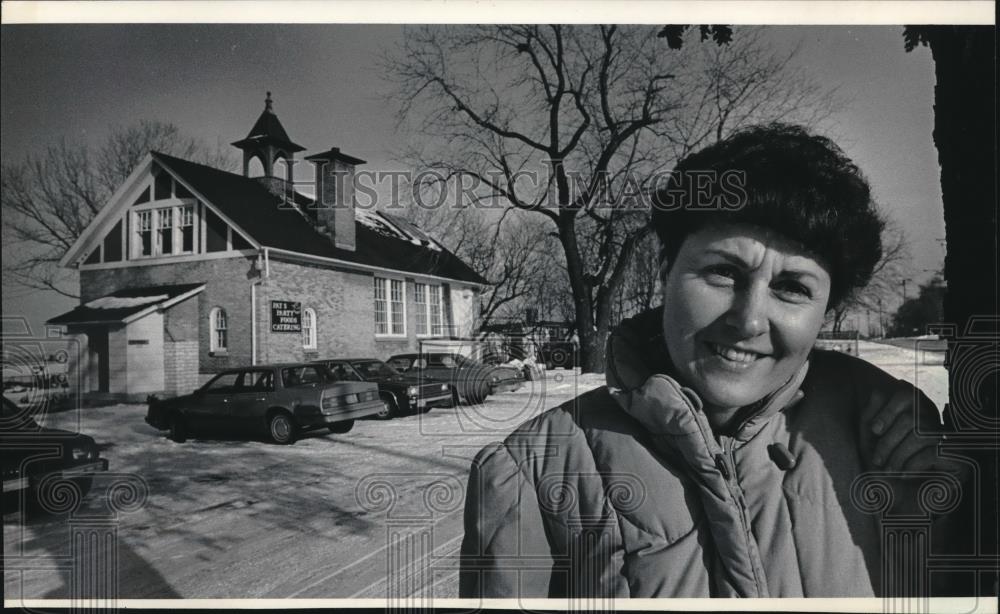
<box><xmin>459</xmin><ymin>124</ymin><xmax>963</xmax><ymax>599</ymax></box>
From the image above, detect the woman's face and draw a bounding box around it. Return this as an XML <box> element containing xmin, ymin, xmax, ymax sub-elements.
<box><xmin>661</xmin><ymin>223</ymin><xmax>831</xmax><ymax>421</ymax></box>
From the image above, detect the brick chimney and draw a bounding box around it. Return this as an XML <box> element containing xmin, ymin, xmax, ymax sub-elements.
<box><xmin>304</xmin><ymin>147</ymin><xmax>366</xmax><ymax>252</ymax></box>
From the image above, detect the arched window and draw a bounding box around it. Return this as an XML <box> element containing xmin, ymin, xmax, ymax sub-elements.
<box><xmin>302</xmin><ymin>308</ymin><xmax>317</xmax><ymax>350</ymax></box>
<box><xmin>210</xmin><ymin>307</ymin><xmax>228</xmax><ymax>353</ymax></box>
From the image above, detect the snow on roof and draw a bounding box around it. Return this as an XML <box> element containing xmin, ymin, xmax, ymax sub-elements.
<box><xmin>85</xmin><ymin>295</ymin><xmax>169</xmax><ymax>310</ymax></box>
<box><xmin>355</xmin><ymin>209</ymin><xmax>443</xmax><ymax>252</ymax></box>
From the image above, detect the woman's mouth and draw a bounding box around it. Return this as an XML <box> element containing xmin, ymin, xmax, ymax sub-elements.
<box><xmin>706</xmin><ymin>342</ymin><xmax>769</xmax><ymax>364</ymax></box>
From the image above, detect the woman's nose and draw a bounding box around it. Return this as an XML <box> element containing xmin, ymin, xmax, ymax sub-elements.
<box><xmin>725</xmin><ymin>286</ymin><xmax>769</xmax><ymax>337</ymax></box>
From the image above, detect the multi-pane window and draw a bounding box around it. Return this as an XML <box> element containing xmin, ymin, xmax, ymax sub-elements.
<box><xmin>302</xmin><ymin>308</ymin><xmax>317</xmax><ymax>350</ymax></box>
<box><xmin>374</xmin><ymin>278</ymin><xmax>388</xmax><ymax>335</ymax></box>
<box><xmin>374</xmin><ymin>277</ymin><xmax>405</xmax><ymax>336</ymax></box>
<box><xmin>414</xmin><ymin>284</ymin><xmax>427</xmax><ymax>335</ymax></box>
<box><xmin>157</xmin><ymin>207</ymin><xmax>174</xmax><ymax>255</ymax></box>
<box><xmin>210</xmin><ymin>307</ymin><xmax>228</xmax><ymax>352</ymax></box>
<box><xmin>179</xmin><ymin>205</ymin><xmax>195</xmax><ymax>253</ymax></box>
<box><xmin>390</xmin><ymin>279</ymin><xmax>404</xmax><ymax>335</ymax></box>
<box><xmin>415</xmin><ymin>283</ymin><xmax>446</xmax><ymax>336</ymax></box>
<box><xmin>136</xmin><ymin>210</ymin><xmax>153</xmax><ymax>257</ymax></box>
<box><xmin>429</xmin><ymin>285</ymin><xmax>443</xmax><ymax>335</ymax></box>
<box><xmin>132</xmin><ymin>205</ymin><xmax>198</xmax><ymax>258</ymax></box>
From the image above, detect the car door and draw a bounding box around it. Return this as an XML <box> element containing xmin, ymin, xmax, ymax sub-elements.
<box><xmin>188</xmin><ymin>371</ymin><xmax>241</xmax><ymax>429</ymax></box>
<box><xmin>227</xmin><ymin>369</ymin><xmax>272</xmax><ymax>428</ymax></box>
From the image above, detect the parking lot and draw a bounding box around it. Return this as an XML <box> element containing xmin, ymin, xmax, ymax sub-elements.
<box><xmin>3</xmin><ymin>340</ymin><xmax>947</xmax><ymax>601</ymax></box>
<box><xmin>3</xmin><ymin>368</ymin><xmax>604</xmax><ymax>600</ymax></box>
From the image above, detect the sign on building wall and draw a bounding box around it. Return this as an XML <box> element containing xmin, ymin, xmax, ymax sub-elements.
<box><xmin>270</xmin><ymin>300</ymin><xmax>302</xmax><ymax>332</ymax></box>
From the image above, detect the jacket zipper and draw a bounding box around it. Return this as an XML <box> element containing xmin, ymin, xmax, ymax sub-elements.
<box><xmin>717</xmin><ymin>435</ymin><xmax>765</xmax><ymax>596</ymax></box>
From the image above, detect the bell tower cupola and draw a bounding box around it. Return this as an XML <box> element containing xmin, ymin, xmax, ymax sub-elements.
<box><xmin>232</xmin><ymin>92</ymin><xmax>305</xmax><ymax>185</ymax></box>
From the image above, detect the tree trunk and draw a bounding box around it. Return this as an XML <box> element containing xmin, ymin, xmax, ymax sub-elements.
<box><xmin>921</xmin><ymin>25</ymin><xmax>997</xmax><ymax>596</ymax></box>
<box><xmin>556</xmin><ymin>215</ymin><xmax>606</xmax><ymax>374</ymax></box>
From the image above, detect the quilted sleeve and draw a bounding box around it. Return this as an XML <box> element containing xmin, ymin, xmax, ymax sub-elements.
<box><xmin>459</xmin><ymin>441</ymin><xmax>554</xmax><ymax>598</ymax></box>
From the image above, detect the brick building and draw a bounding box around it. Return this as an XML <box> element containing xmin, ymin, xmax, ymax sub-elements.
<box><xmin>49</xmin><ymin>94</ymin><xmax>487</xmax><ymax>402</ymax></box>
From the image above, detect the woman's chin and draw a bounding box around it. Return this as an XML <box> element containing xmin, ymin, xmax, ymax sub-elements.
<box><xmin>694</xmin><ymin>377</ymin><xmax>768</xmax><ymax>413</ymax></box>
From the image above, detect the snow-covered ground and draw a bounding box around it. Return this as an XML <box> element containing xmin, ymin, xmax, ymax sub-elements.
<box><xmin>857</xmin><ymin>339</ymin><xmax>949</xmax><ymax>411</ymax></box>
<box><xmin>3</xmin><ymin>344</ymin><xmax>947</xmax><ymax>602</ymax></box>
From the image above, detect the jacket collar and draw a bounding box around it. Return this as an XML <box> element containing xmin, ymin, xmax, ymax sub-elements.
<box><xmin>604</xmin><ymin>306</ymin><xmax>807</xmax><ymax>442</ymax></box>
<box><xmin>604</xmin><ymin>307</ymin><xmax>808</xmax><ymax>597</ymax></box>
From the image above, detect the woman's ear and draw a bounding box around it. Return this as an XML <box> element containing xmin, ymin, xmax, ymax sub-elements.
<box><xmin>658</xmin><ymin>258</ymin><xmax>672</xmax><ymax>284</ymax></box>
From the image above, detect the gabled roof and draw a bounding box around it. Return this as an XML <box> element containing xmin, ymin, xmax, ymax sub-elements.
<box><xmin>151</xmin><ymin>152</ymin><xmax>488</xmax><ymax>286</ymax></box>
<box><xmin>48</xmin><ymin>283</ymin><xmax>205</xmax><ymax>325</ymax></box>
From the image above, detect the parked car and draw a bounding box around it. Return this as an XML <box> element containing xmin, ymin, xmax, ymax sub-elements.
<box><xmin>317</xmin><ymin>358</ymin><xmax>454</xmax><ymax>419</ymax></box>
<box><xmin>145</xmin><ymin>363</ymin><xmax>382</xmax><ymax>445</ymax></box>
<box><xmin>482</xmin><ymin>354</ymin><xmax>545</xmax><ymax>381</ymax></box>
<box><xmin>1</xmin><ymin>397</ymin><xmax>109</xmax><ymax>512</ymax></box>
<box><xmin>386</xmin><ymin>352</ymin><xmax>523</xmax><ymax>405</ymax></box>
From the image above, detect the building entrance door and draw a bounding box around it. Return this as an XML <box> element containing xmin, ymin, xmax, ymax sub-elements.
<box><xmin>89</xmin><ymin>328</ymin><xmax>109</xmax><ymax>393</ymax></box>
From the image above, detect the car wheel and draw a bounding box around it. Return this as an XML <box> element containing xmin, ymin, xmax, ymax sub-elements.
<box><xmin>375</xmin><ymin>396</ymin><xmax>397</xmax><ymax>420</ymax></box>
<box><xmin>169</xmin><ymin>413</ymin><xmax>187</xmax><ymax>443</ymax></box>
<box><xmin>328</xmin><ymin>419</ymin><xmax>354</xmax><ymax>434</ymax></box>
<box><xmin>268</xmin><ymin>412</ymin><xmax>297</xmax><ymax>445</ymax></box>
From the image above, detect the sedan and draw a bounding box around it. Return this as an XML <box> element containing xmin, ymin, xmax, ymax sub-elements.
<box><xmin>2</xmin><ymin>397</ymin><xmax>109</xmax><ymax>513</ymax></box>
<box><xmin>386</xmin><ymin>352</ymin><xmax>524</xmax><ymax>404</ymax></box>
<box><xmin>145</xmin><ymin>363</ymin><xmax>382</xmax><ymax>445</ymax></box>
<box><xmin>318</xmin><ymin>358</ymin><xmax>454</xmax><ymax>419</ymax></box>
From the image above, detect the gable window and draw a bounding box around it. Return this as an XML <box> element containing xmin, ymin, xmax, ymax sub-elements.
<box><xmin>179</xmin><ymin>205</ymin><xmax>195</xmax><ymax>253</ymax></box>
<box><xmin>302</xmin><ymin>308</ymin><xmax>317</xmax><ymax>350</ymax></box>
<box><xmin>157</xmin><ymin>207</ymin><xmax>174</xmax><ymax>255</ymax></box>
<box><xmin>374</xmin><ymin>277</ymin><xmax>405</xmax><ymax>336</ymax></box>
<box><xmin>135</xmin><ymin>210</ymin><xmax>153</xmax><ymax>257</ymax></box>
<box><xmin>134</xmin><ymin>207</ymin><xmax>193</xmax><ymax>258</ymax></box>
<box><xmin>210</xmin><ymin>307</ymin><xmax>228</xmax><ymax>353</ymax></box>
<box><xmin>415</xmin><ymin>283</ymin><xmax>445</xmax><ymax>336</ymax></box>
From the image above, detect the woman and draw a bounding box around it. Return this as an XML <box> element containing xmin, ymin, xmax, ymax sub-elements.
<box><xmin>459</xmin><ymin>124</ymin><xmax>957</xmax><ymax>598</ymax></box>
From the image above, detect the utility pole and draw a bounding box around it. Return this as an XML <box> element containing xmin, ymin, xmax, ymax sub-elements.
<box><xmin>901</xmin><ymin>279</ymin><xmax>909</xmax><ymax>303</ymax></box>
<box><xmin>877</xmin><ymin>296</ymin><xmax>884</xmax><ymax>338</ymax></box>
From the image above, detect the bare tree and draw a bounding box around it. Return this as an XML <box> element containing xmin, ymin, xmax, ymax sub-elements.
<box><xmin>403</xmin><ymin>203</ymin><xmax>556</xmax><ymax>330</ymax></box>
<box><xmin>828</xmin><ymin>218</ymin><xmax>912</xmax><ymax>333</ymax></box>
<box><xmin>387</xmin><ymin>25</ymin><xmax>836</xmax><ymax>372</ymax></box>
<box><xmin>2</xmin><ymin>121</ymin><xmax>235</xmax><ymax>299</ymax></box>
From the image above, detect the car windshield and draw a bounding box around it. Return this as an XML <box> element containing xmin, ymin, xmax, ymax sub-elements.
<box><xmin>325</xmin><ymin>362</ymin><xmax>364</xmax><ymax>382</ymax></box>
<box><xmin>350</xmin><ymin>360</ymin><xmax>399</xmax><ymax>379</ymax></box>
<box><xmin>280</xmin><ymin>365</ymin><xmax>328</xmax><ymax>388</ymax></box>
<box><xmin>387</xmin><ymin>357</ymin><xmax>414</xmax><ymax>372</ymax></box>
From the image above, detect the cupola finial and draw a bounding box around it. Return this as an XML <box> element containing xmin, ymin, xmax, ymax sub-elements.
<box><xmin>265</xmin><ymin>91</ymin><xmax>273</xmax><ymax>112</ymax></box>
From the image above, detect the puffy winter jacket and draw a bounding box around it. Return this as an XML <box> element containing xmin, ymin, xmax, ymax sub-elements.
<box><xmin>459</xmin><ymin>308</ymin><xmax>945</xmax><ymax>598</ymax></box>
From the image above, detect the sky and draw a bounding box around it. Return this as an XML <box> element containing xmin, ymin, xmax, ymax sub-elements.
<box><xmin>1</xmin><ymin>22</ymin><xmax>946</xmax><ymax>333</ymax></box>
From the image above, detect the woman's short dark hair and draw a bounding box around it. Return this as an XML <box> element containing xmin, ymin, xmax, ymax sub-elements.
<box><xmin>651</xmin><ymin>123</ymin><xmax>884</xmax><ymax>310</ymax></box>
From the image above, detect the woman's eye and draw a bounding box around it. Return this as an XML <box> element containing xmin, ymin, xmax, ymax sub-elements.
<box><xmin>703</xmin><ymin>264</ymin><xmax>739</xmax><ymax>284</ymax></box>
<box><xmin>773</xmin><ymin>280</ymin><xmax>813</xmax><ymax>299</ymax></box>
